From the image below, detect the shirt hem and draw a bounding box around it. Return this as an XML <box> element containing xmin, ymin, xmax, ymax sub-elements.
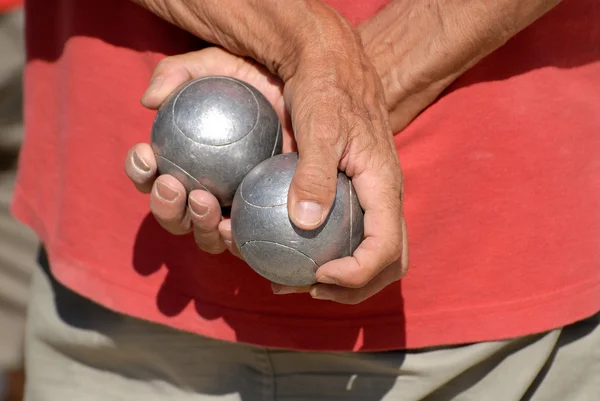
<box><xmin>11</xmin><ymin>187</ymin><xmax>600</xmax><ymax>352</ymax></box>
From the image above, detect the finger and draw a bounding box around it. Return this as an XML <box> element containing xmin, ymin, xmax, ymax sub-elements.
<box><xmin>149</xmin><ymin>175</ymin><xmax>191</xmax><ymax>235</ymax></box>
<box><xmin>309</xmin><ymin>260</ymin><xmax>403</xmax><ymax>304</ymax></box>
<box><xmin>124</xmin><ymin>143</ymin><xmax>157</xmax><ymax>194</ymax></box>
<box><xmin>315</xmin><ymin>161</ymin><xmax>408</xmax><ymax>288</ymax></box>
<box><xmin>188</xmin><ymin>189</ymin><xmax>226</xmax><ymax>254</ymax></box>
<box><xmin>287</xmin><ymin>147</ymin><xmax>339</xmax><ymax>230</ymax></box>
<box><xmin>285</xmin><ymin>91</ymin><xmax>343</xmax><ymax>230</ymax></box>
<box><xmin>218</xmin><ymin>220</ymin><xmax>243</xmax><ymax>259</ymax></box>
<box><xmin>140</xmin><ymin>48</ymin><xmax>248</xmax><ymax>110</ymax></box>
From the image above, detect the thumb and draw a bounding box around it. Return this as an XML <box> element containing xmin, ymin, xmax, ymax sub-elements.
<box><xmin>288</xmin><ymin>147</ymin><xmax>339</xmax><ymax>230</ymax></box>
<box><xmin>288</xmin><ymin>148</ymin><xmax>339</xmax><ymax>230</ymax></box>
<box><xmin>286</xmin><ymin>90</ymin><xmax>343</xmax><ymax>229</ymax></box>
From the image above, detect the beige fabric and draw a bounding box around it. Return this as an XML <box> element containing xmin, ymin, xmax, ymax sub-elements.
<box><xmin>0</xmin><ymin>9</ymin><xmax>37</xmax><ymax>370</ymax></box>
<box><xmin>25</xmin><ymin>251</ymin><xmax>600</xmax><ymax>401</ymax></box>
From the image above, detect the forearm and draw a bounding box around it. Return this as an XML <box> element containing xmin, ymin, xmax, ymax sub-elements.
<box><xmin>358</xmin><ymin>0</ymin><xmax>561</xmax><ymax>128</ymax></box>
<box><xmin>131</xmin><ymin>0</ymin><xmax>357</xmax><ymax>81</ymax></box>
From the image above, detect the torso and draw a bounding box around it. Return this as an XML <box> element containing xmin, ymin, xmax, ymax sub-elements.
<box><xmin>12</xmin><ymin>0</ymin><xmax>600</xmax><ymax>350</ymax></box>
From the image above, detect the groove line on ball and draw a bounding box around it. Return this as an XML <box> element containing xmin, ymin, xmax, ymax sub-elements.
<box><xmin>170</xmin><ymin>77</ymin><xmax>262</xmax><ymax>147</ymax></box>
<box><xmin>155</xmin><ymin>154</ymin><xmax>212</xmax><ymax>193</ymax></box>
<box><xmin>235</xmin><ymin>79</ymin><xmax>261</xmax><ymax>146</ymax></box>
<box><xmin>241</xmin><ymin>240</ymin><xmax>320</xmax><ymax>267</ymax></box>
<box><xmin>239</xmin><ymin>179</ymin><xmax>287</xmax><ymax>208</ymax></box>
<box><xmin>270</xmin><ymin>123</ymin><xmax>281</xmax><ymax>157</ymax></box>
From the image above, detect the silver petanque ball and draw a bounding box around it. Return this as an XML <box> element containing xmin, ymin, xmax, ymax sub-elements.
<box><xmin>231</xmin><ymin>152</ymin><xmax>364</xmax><ymax>287</ymax></box>
<box><xmin>151</xmin><ymin>76</ymin><xmax>283</xmax><ymax>207</ymax></box>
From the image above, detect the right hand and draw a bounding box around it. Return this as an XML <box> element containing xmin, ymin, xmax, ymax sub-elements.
<box><xmin>130</xmin><ymin>0</ymin><xmax>410</xmax><ymax>303</ymax></box>
<box><xmin>125</xmin><ymin>47</ymin><xmax>295</xmax><ymax>257</ymax></box>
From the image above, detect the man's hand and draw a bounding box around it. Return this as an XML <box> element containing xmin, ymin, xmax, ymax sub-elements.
<box><xmin>125</xmin><ymin>47</ymin><xmax>295</xmax><ymax>257</ymax></box>
<box><xmin>125</xmin><ymin>0</ymin><xmax>410</xmax><ymax>305</ymax></box>
<box><xmin>125</xmin><ymin>45</ymin><xmax>409</xmax><ymax>305</ymax></box>
<box><xmin>270</xmin><ymin>0</ymin><xmax>561</xmax><ymax>303</ymax></box>
<box><xmin>358</xmin><ymin>0</ymin><xmax>561</xmax><ymax>134</ymax></box>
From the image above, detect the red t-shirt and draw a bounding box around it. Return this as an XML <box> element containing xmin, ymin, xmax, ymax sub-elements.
<box><xmin>12</xmin><ymin>0</ymin><xmax>600</xmax><ymax>351</ymax></box>
<box><xmin>0</xmin><ymin>0</ymin><xmax>21</xmax><ymax>12</ymax></box>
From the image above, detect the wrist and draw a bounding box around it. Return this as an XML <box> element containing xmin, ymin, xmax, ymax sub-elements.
<box><xmin>134</xmin><ymin>0</ymin><xmax>360</xmax><ymax>83</ymax></box>
<box><xmin>262</xmin><ymin>0</ymin><xmax>367</xmax><ymax>82</ymax></box>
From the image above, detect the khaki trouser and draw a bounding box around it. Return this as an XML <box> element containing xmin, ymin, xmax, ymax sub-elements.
<box><xmin>25</xmin><ymin>249</ymin><xmax>600</xmax><ymax>401</ymax></box>
<box><xmin>0</xmin><ymin>8</ymin><xmax>37</xmax><ymax>371</ymax></box>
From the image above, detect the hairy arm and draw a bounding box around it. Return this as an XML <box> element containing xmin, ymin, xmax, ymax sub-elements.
<box><xmin>131</xmin><ymin>0</ymin><xmax>357</xmax><ymax>81</ymax></box>
<box><xmin>358</xmin><ymin>0</ymin><xmax>562</xmax><ymax>132</ymax></box>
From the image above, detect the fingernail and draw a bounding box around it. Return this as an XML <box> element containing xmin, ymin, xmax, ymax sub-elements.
<box><xmin>310</xmin><ymin>287</ymin><xmax>333</xmax><ymax>301</ymax></box>
<box><xmin>317</xmin><ymin>276</ymin><xmax>337</xmax><ymax>285</ymax></box>
<box><xmin>155</xmin><ymin>181</ymin><xmax>179</xmax><ymax>202</ymax></box>
<box><xmin>132</xmin><ymin>150</ymin><xmax>151</xmax><ymax>173</ymax></box>
<box><xmin>272</xmin><ymin>284</ymin><xmax>311</xmax><ymax>295</ymax></box>
<box><xmin>294</xmin><ymin>201</ymin><xmax>323</xmax><ymax>227</ymax></box>
<box><xmin>142</xmin><ymin>76</ymin><xmax>164</xmax><ymax>100</ymax></box>
<box><xmin>272</xmin><ymin>284</ymin><xmax>297</xmax><ymax>295</ymax></box>
<box><xmin>189</xmin><ymin>197</ymin><xmax>210</xmax><ymax>218</ymax></box>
